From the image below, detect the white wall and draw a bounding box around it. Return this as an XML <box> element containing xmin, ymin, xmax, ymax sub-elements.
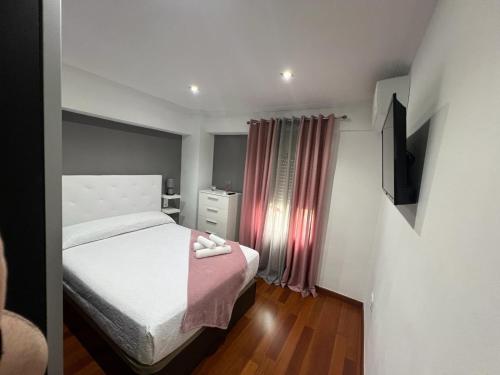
<box><xmin>205</xmin><ymin>103</ymin><xmax>381</xmax><ymax>302</ymax></box>
<box><xmin>61</xmin><ymin>64</ymin><xmax>212</xmax><ymax>227</ymax></box>
<box><xmin>180</xmin><ymin>125</ymin><xmax>214</xmax><ymax>228</ymax></box>
<box><xmin>365</xmin><ymin>1</ymin><xmax>500</xmax><ymax>374</ymax></box>
<box><xmin>62</xmin><ymin>64</ymin><xmax>196</xmax><ymax>135</ymax></box>
<box><xmin>317</xmin><ymin>127</ymin><xmax>380</xmax><ymax>302</ymax></box>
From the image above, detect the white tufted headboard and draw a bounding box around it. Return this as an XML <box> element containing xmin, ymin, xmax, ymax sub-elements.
<box><xmin>62</xmin><ymin>175</ymin><xmax>162</xmax><ymax>226</ymax></box>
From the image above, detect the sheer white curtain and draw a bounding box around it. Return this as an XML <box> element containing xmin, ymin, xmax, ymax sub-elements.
<box><xmin>258</xmin><ymin>118</ymin><xmax>299</xmax><ymax>283</ymax></box>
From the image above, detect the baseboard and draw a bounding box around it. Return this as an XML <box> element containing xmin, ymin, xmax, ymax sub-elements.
<box><xmin>315</xmin><ymin>285</ymin><xmax>363</xmax><ymax>308</ymax></box>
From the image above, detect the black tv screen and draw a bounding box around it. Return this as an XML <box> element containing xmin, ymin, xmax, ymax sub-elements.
<box><xmin>382</xmin><ymin>94</ymin><xmax>416</xmax><ymax>205</ymax></box>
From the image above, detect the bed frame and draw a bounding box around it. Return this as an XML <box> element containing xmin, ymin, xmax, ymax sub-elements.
<box><xmin>62</xmin><ymin>175</ymin><xmax>257</xmax><ymax>374</ymax></box>
<box><xmin>64</xmin><ymin>280</ymin><xmax>256</xmax><ymax>374</ymax></box>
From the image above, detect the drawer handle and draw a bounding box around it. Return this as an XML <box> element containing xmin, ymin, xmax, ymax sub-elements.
<box><xmin>206</xmin><ymin>219</ymin><xmax>218</xmax><ymax>225</ymax></box>
<box><xmin>207</xmin><ymin>196</ymin><xmax>219</xmax><ymax>201</ymax></box>
<box><xmin>207</xmin><ymin>207</ymin><xmax>218</xmax><ymax>213</ymax></box>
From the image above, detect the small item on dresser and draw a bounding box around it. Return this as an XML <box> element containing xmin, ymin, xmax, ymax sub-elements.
<box><xmin>195</xmin><ymin>245</ymin><xmax>232</xmax><ymax>259</ymax></box>
<box><xmin>208</xmin><ymin>233</ymin><xmax>226</xmax><ymax>246</ymax></box>
<box><xmin>197</xmin><ymin>236</ymin><xmax>216</xmax><ymax>249</ymax></box>
<box><xmin>192</xmin><ymin>242</ymin><xmax>204</xmax><ymax>251</ymax></box>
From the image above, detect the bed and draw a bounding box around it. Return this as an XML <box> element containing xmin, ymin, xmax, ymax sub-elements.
<box><xmin>62</xmin><ymin>175</ymin><xmax>259</xmax><ymax>374</ymax></box>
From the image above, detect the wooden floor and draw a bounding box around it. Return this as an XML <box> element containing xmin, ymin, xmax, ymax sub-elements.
<box><xmin>64</xmin><ymin>279</ymin><xmax>363</xmax><ymax>375</ymax></box>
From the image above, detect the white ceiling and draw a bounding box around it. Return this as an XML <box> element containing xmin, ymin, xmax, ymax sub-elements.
<box><xmin>62</xmin><ymin>0</ymin><xmax>436</xmax><ymax>114</ymax></box>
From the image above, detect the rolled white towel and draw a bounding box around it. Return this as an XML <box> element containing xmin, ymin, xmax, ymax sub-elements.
<box><xmin>192</xmin><ymin>242</ymin><xmax>204</xmax><ymax>251</ymax></box>
<box><xmin>195</xmin><ymin>245</ymin><xmax>231</xmax><ymax>259</ymax></box>
<box><xmin>197</xmin><ymin>236</ymin><xmax>216</xmax><ymax>249</ymax></box>
<box><xmin>209</xmin><ymin>233</ymin><xmax>226</xmax><ymax>246</ymax></box>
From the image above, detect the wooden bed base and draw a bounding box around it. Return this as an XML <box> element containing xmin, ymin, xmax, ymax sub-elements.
<box><xmin>64</xmin><ymin>280</ymin><xmax>257</xmax><ymax>375</ymax></box>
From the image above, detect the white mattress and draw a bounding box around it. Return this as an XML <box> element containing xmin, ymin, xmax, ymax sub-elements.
<box><xmin>63</xmin><ymin>223</ymin><xmax>259</xmax><ymax>365</ymax></box>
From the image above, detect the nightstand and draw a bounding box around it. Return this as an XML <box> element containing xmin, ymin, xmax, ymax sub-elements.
<box><xmin>162</xmin><ymin>194</ymin><xmax>181</xmax><ymax>219</ymax></box>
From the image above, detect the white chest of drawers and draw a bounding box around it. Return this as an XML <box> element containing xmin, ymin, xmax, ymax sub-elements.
<box><xmin>197</xmin><ymin>189</ymin><xmax>242</xmax><ymax>241</ymax></box>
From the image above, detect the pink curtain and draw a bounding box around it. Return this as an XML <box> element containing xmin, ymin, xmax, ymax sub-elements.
<box><xmin>281</xmin><ymin>115</ymin><xmax>335</xmax><ymax>296</ymax></box>
<box><xmin>239</xmin><ymin>119</ymin><xmax>279</xmax><ymax>250</ymax></box>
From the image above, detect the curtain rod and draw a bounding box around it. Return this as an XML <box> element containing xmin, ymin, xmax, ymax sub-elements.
<box><xmin>246</xmin><ymin>114</ymin><xmax>348</xmax><ymax>125</ymax></box>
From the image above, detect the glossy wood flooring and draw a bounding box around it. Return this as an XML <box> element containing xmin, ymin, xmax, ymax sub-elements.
<box><xmin>64</xmin><ymin>279</ymin><xmax>363</xmax><ymax>375</ymax></box>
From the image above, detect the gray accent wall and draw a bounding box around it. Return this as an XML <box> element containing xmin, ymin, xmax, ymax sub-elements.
<box><xmin>62</xmin><ymin>111</ymin><xmax>182</xmax><ymax>194</ymax></box>
<box><xmin>212</xmin><ymin>135</ymin><xmax>247</xmax><ymax>192</ymax></box>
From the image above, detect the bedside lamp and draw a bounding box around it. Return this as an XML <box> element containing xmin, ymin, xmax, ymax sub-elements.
<box><xmin>166</xmin><ymin>178</ymin><xmax>175</xmax><ymax>195</ymax></box>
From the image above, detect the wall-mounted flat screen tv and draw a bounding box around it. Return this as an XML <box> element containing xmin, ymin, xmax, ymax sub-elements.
<box><xmin>382</xmin><ymin>94</ymin><xmax>417</xmax><ymax>205</ymax></box>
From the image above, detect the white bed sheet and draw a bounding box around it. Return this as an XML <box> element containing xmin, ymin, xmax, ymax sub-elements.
<box><xmin>63</xmin><ymin>223</ymin><xmax>259</xmax><ymax>366</ymax></box>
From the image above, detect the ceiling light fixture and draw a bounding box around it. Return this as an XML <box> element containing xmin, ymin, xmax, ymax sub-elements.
<box><xmin>189</xmin><ymin>85</ymin><xmax>200</xmax><ymax>94</ymax></box>
<box><xmin>280</xmin><ymin>70</ymin><xmax>294</xmax><ymax>81</ymax></box>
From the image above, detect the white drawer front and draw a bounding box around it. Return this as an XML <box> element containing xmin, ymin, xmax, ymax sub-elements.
<box><xmin>198</xmin><ymin>201</ymin><xmax>228</xmax><ymax>221</ymax></box>
<box><xmin>197</xmin><ymin>215</ymin><xmax>227</xmax><ymax>238</ymax></box>
<box><xmin>199</xmin><ymin>193</ymin><xmax>228</xmax><ymax>211</ymax></box>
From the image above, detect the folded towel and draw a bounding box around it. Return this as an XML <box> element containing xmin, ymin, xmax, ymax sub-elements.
<box><xmin>195</xmin><ymin>245</ymin><xmax>231</xmax><ymax>259</ymax></box>
<box><xmin>197</xmin><ymin>236</ymin><xmax>216</xmax><ymax>249</ymax></box>
<box><xmin>192</xmin><ymin>242</ymin><xmax>204</xmax><ymax>251</ymax></box>
<box><xmin>209</xmin><ymin>233</ymin><xmax>226</xmax><ymax>246</ymax></box>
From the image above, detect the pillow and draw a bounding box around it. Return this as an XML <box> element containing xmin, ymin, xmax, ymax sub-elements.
<box><xmin>63</xmin><ymin>211</ymin><xmax>174</xmax><ymax>250</ymax></box>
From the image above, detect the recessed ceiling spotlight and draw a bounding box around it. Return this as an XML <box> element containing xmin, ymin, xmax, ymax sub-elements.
<box><xmin>189</xmin><ymin>85</ymin><xmax>200</xmax><ymax>94</ymax></box>
<box><xmin>280</xmin><ymin>70</ymin><xmax>294</xmax><ymax>81</ymax></box>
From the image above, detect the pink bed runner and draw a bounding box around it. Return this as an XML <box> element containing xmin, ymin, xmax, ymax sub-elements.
<box><xmin>181</xmin><ymin>230</ymin><xmax>247</xmax><ymax>332</ymax></box>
